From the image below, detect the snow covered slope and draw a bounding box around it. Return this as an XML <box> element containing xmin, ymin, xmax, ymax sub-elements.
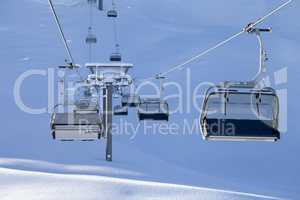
<box><xmin>0</xmin><ymin>167</ymin><xmax>284</xmax><ymax>200</ymax></box>
<box><xmin>0</xmin><ymin>0</ymin><xmax>299</xmax><ymax>199</ymax></box>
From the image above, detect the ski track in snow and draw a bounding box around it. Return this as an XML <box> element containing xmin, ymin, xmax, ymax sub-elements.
<box><xmin>0</xmin><ymin>167</ymin><xmax>284</xmax><ymax>200</ymax></box>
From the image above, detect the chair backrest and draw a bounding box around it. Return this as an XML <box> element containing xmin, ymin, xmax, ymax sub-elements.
<box><xmin>139</xmin><ymin>98</ymin><xmax>168</xmax><ymax>113</ymax></box>
<box><xmin>203</xmin><ymin>87</ymin><xmax>279</xmax><ymax>122</ymax></box>
<box><xmin>107</xmin><ymin>10</ymin><xmax>118</xmax><ymax>17</ymax></box>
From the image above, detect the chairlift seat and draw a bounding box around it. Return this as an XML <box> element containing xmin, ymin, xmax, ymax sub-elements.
<box><xmin>203</xmin><ymin>118</ymin><xmax>280</xmax><ymax>141</ymax></box>
<box><xmin>200</xmin><ymin>84</ymin><xmax>280</xmax><ymax>142</ymax></box>
<box><xmin>114</xmin><ymin>105</ymin><xmax>128</xmax><ymax>116</ymax></box>
<box><xmin>110</xmin><ymin>53</ymin><xmax>122</xmax><ymax>62</ymax></box>
<box><xmin>107</xmin><ymin>10</ymin><xmax>118</xmax><ymax>18</ymax></box>
<box><xmin>86</xmin><ymin>34</ymin><xmax>97</xmax><ymax>44</ymax></box>
<box><xmin>138</xmin><ymin>98</ymin><xmax>169</xmax><ymax>121</ymax></box>
<box><xmin>75</xmin><ymin>98</ymin><xmax>99</xmax><ymax>112</ymax></box>
<box><xmin>121</xmin><ymin>94</ymin><xmax>140</xmax><ymax>107</ymax></box>
<box><xmin>51</xmin><ymin>112</ymin><xmax>103</xmax><ymax>141</ymax></box>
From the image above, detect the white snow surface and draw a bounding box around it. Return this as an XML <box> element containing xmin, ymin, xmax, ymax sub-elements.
<box><xmin>0</xmin><ymin>167</ymin><xmax>284</xmax><ymax>200</ymax></box>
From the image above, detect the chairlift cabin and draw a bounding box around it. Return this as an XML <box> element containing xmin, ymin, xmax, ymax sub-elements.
<box><xmin>121</xmin><ymin>94</ymin><xmax>140</xmax><ymax>107</ymax></box>
<box><xmin>51</xmin><ymin>86</ymin><xmax>103</xmax><ymax>141</ymax></box>
<box><xmin>138</xmin><ymin>98</ymin><xmax>169</xmax><ymax>121</ymax></box>
<box><xmin>110</xmin><ymin>52</ymin><xmax>122</xmax><ymax>62</ymax></box>
<box><xmin>51</xmin><ymin>111</ymin><xmax>103</xmax><ymax>141</ymax></box>
<box><xmin>86</xmin><ymin>34</ymin><xmax>97</xmax><ymax>44</ymax></box>
<box><xmin>107</xmin><ymin>10</ymin><xmax>118</xmax><ymax>18</ymax></box>
<box><xmin>200</xmin><ymin>83</ymin><xmax>280</xmax><ymax>141</ymax></box>
<box><xmin>200</xmin><ymin>27</ymin><xmax>280</xmax><ymax>142</ymax></box>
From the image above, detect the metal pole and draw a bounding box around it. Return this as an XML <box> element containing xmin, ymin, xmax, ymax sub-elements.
<box><xmin>256</xmin><ymin>32</ymin><xmax>265</xmax><ymax>76</ymax></box>
<box><xmin>103</xmin><ymin>88</ymin><xmax>107</xmax><ymax>138</ymax></box>
<box><xmin>105</xmin><ymin>84</ymin><xmax>113</xmax><ymax>161</ymax></box>
<box><xmin>251</xmin><ymin>28</ymin><xmax>271</xmax><ymax>83</ymax></box>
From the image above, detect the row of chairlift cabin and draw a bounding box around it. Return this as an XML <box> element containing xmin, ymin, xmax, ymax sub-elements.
<box><xmin>86</xmin><ymin>1</ymin><xmax>121</xmax><ymax>62</ymax></box>
<box><xmin>86</xmin><ymin>33</ymin><xmax>122</xmax><ymax>63</ymax></box>
<box><xmin>113</xmin><ymin>77</ymin><xmax>170</xmax><ymax>121</ymax></box>
<box><xmin>50</xmin><ymin>73</ymin><xmax>169</xmax><ymax>141</ymax></box>
<box><xmin>51</xmin><ymin>0</ymin><xmax>281</xmax><ymax>142</ymax></box>
<box><xmin>52</xmin><ymin>22</ymin><xmax>171</xmax><ymax>140</ymax></box>
<box><xmin>200</xmin><ymin>26</ymin><xmax>280</xmax><ymax>142</ymax></box>
<box><xmin>114</xmin><ymin>95</ymin><xmax>169</xmax><ymax>121</ymax></box>
<box><xmin>114</xmin><ymin>95</ymin><xmax>170</xmax><ymax>121</ymax></box>
<box><xmin>47</xmin><ymin>0</ymin><xmax>290</xmax><ymax>163</ymax></box>
<box><xmin>51</xmin><ymin>27</ymin><xmax>279</xmax><ymax>142</ymax></box>
<box><xmin>51</xmin><ymin>68</ymin><xmax>170</xmax><ymax>142</ymax></box>
<box><xmin>84</xmin><ymin>3</ymin><xmax>170</xmax><ymax>123</ymax></box>
<box><xmin>51</xmin><ymin>61</ymin><xmax>134</xmax><ymax>141</ymax></box>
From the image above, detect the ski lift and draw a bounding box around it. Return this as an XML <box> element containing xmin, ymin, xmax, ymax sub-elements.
<box><xmin>110</xmin><ymin>52</ymin><xmax>122</xmax><ymax>62</ymax></box>
<box><xmin>200</xmin><ymin>84</ymin><xmax>280</xmax><ymax>141</ymax></box>
<box><xmin>86</xmin><ymin>26</ymin><xmax>97</xmax><ymax>44</ymax></box>
<box><xmin>138</xmin><ymin>75</ymin><xmax>169</xmax><ymax>121</ymax></box>
<box><xmin>86</xmin><ymin>33</ymin><xmax>97</xmax><ymax>44</ymax></box>
<box><xmin>114</xmin><ymin>105</ymin><xmax>128</xmax><ymax>116</ymax></box>
<box><xmin>200</xmin><ymin>27</ymin><xmax>280</xmax><ymax>142</ymax></box>
<box><xmin>110</xmin><ymin>44</ymin><xmax>122</xmax><ymax>62</ymax></box>
<box><xmin>120</xmin><ymin>82</ymin><xmax>140</xmax><ymax>107</ymax></box>
<box><xmin>51</xmin><ymin>110</ymin><xmax>103</xmax><ymax>141</ymax></box>
<box><xmin>121</xmin><ymin>94</ymin><xmax>140</xmax><ymax>107</ymax></box>
<box><xmin>107</xmin><ymin>10</ymin><xmax>118</xmax><ymax>18</ymax></box>
<box><xmin>138</xmin><ymin>98</ymin><xmax>169</xmax><ymax>121</ymax></box>
<box><xmin>51</xmin><ymin>85</ymin><xmax>103</xmax><ymax>141</ymax></box>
